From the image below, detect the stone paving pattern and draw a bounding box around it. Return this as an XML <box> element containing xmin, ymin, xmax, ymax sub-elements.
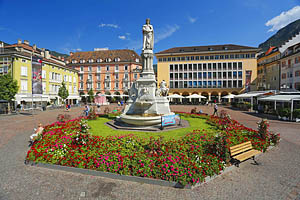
<box><xmin>0</xmin><ymin>104</ymin><xmax>299</xmax><ymax>200</ymax></box>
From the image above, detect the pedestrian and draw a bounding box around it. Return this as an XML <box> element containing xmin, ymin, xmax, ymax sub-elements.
<box><xmin>66</xmin><ymin>104</ymin><xmax>68</xmax><ymax>111</ymax></box>
<box><xmin>97</xmin><ymin>104</ymin><xmax>101</xmax><ymax>113</ymax></box>
<box><xmin>84</xmin><ymin>105</ymin><xmax>90</xmax><ymax>116</ymax></box>
<box><xmin>121</xmin><ymin>100</ymin><xmax>123</xmax><ymax>106</ymax></box>
<box><xmin>213</xmin><ymin>103</ymin><xmax>218</xmax><ymax>116</ymax></box>
<box><xmin>68</xmin><ymin>104</ymin><xmax>71</xmax><ymax>111</ymax></box>
<box><xmin>118</xmin><ymin>101</ymin><xmax>121</xmax><ymax>106</ymax></box>
<box><xmin>206</xmin><ymin>101</ymin><xmax>209</xmax><ymax>106</ymax></box>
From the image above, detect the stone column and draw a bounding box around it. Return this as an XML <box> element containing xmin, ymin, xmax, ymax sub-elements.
<box><xmin>208</xmin><ymin>93</ymin><xmax>211</xmax><ymax>101</ymax></box>
<box><xmin>228</xmin><ymin>93</ymin><xmax>232</xmax><ymax>103</ymax></box>
<box><xmin>218</xmin><ymin>93</ymin><xmax>221</xmax><ymax>103</ymax></box>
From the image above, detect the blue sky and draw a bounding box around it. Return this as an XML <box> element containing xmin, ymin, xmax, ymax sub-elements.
<box><xmin>0</xmin><ymin>0</ymin><xmax>300</xmax><ymax>60</ymax></box>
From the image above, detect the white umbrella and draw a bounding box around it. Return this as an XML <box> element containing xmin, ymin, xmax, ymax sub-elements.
<box><xmin>167</xmin><ymin>94</ymin><xmax>185</xmax><ymax>99</ymax></box>
<box><xmin>186</xmin><ymin>94</ymin><xmax>207</xmax><ymax>99</ymax></box>
<box><xmin>222</xmin><ymin>94</ymin><xmax>236</xmax><ymax>99</ymax></box>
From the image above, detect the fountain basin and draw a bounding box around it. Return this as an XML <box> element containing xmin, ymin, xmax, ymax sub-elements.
<box><xmin>119</xmin><ymin>113</ymin><xmax>175</xmax><ymax>126</ymax></box>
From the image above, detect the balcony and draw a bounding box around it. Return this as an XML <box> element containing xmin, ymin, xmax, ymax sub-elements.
<box><xmin>86</xmin><ymin>79</ymin><xmax>92</xmax><ymax>83</ymax></box>
<box><xmin>96</xmin><ymin>79</ymin><xmax>101</xmax><ymax>82</ymax></box>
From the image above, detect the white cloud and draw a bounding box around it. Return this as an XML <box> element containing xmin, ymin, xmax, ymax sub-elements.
<box><xmin>73</xmin><ymin>48</ymin><xmax>82</xmax><ymax>51</ymax></box>
<box><xmin>98</xmin><ymin>23</ymin><xmax>119</xmax><ymax>29</ymax></box>
<box><xmin>118</xmin><ymin>35</ymin><xmax>126</xmax><ymax>40</ymax></box>
<box><xmin>155</xmin><ymin>24</ymin><xmax>180</xmax><ymax>43</ymax></box>
<box><xmin>188</xmin><ymin>16</ymin><xmax>198</xmax><ymax>24</ymax></box>
<box><xmin>125</xmin><ymin>32</ymin><xmax>131</xmax><ymax>35</ymax></box>
<box><xmin>266</xmin><ymin>6</ymin><xmax>300</xmax><ymax>32</ymax></box>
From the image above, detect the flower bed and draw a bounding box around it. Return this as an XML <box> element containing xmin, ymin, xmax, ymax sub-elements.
<box><xmin>26</xmin><ymin>113</ymin><xmax>279</xmax><ymax>186</ymax></box>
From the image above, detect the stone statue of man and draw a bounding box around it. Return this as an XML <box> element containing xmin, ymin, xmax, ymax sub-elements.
<box><xmin>142</xmin><ymin>18</ymin><xmax>154</xmax><ymax>51</ymax></box>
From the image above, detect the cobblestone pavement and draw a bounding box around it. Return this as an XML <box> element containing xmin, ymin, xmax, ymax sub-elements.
<box><xmin>0</xmin><ymin>104</ymin><xmax>299</xmax><ymax>200</ymax></box>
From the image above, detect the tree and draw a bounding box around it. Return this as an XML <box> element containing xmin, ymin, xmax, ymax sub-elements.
<box><xmin>87</xmin><ymin>89</ymin><xmax>94</xmax><ymax>103</ymax></box>
<box><xmin>58</xmin><ymin>82</ymin><xmax>69</xmax><ymax>104</ymax></box>
<box><xmin>0</xmin><ymin>74</ymin><xmax>19</xmax><ymax>112</ymax></box>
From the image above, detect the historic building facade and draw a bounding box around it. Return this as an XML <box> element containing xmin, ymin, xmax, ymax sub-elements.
<box><xmin>279</xmin><ymin>42</ymin><xmax>300</xmax><ymax>91</ymax></box>
<box><xmin>155</xmin><ymin>44</ymin><xmax>259</xmax><ymax>102</ymax></box>
<box><xmin>66</xmin><ymin>49</ymin><xmax>142</xmax><ymax>96</ymax></box>
<box><xmin>257</xmin><ymin>47</ymin><xmax>280</xmax><ymax>91</ymax></box>
<box><xmin>0</xmin><ymin>39</ymin><xmax>79</xmax><ymax>107</ymax></box>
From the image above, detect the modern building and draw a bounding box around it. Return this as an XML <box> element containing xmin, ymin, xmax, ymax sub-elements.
<box><xmin>257</xmin><ymin>47</ymin><xmax>281</xmax><ymax>91</ymax></box>
<box><xmin>0</xmin><ymin>39</ymin><xmax>79</xmax><ymax>108</ymax></box>
<box><xmin>66</xmin><ymin>49</ymin><xmax>142</xmax><ymax>96</ymax></box>
<box><xmin>155</xmin><ymin>44</ymin><xmax>259</xmax><ymax>102</ymax></box>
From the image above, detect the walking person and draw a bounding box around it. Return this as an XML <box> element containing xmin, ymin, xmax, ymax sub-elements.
<box><xmin>84</xmin><ymin>105</ymin><xmax>90</xmax><ymax>117</ymax></box>
<box><xmin>213</xmin><ymin>103</ymin><xmax>218</xmax><ymax>116</ymax></box>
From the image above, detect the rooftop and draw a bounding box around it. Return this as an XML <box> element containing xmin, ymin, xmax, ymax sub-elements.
<box><xmin>156</xmin><ymin>44</ymin><xmax>259</xmax><ymax>55</ymax></box>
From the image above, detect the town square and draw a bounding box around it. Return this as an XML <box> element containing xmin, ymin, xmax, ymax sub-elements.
<box><xmin>0</xmin><ymin>0</ymin><xmax>300</xmax><ymax>199</ymax></box>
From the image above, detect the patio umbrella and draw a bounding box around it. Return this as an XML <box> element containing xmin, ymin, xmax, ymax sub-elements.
<box><xmin>167</xmin><ymin>94</ymin><xmax>185</xmax><ymax>98</ymax></box>
<box><xmin>186</xmin><ymin>94</ymin><xmax>207</xmax><ymax>99</ymax></box>
<box><xmin>222</xmin><ymin>94</ymin><xmax>236</xmax><ymax>99</ymax></box>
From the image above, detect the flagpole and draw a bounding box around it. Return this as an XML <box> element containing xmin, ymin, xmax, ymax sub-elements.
<box><xmin>31</xmin><ymin>50</ymin><xmax>34</xmax><ymax>115</ymax></box>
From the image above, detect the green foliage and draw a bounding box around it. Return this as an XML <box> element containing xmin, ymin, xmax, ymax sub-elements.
<box><xmin>87</xmin><ymin>89</ymin><xmax>94</xmax><ymax>103</ymax></box>
<box><xmin>58</xmin><ymin>82</ymin><xmax>69</xmax><ymax>103</ymax></box>
<box><xmin>278</xmin><ymin>108</ymin><xmax>291</xmax><ymax>117</ymax></box>
<box><xmin>293</xmin><ymin>109</ymin><xmax>300</xmax><ymax>118</ymax></box>
<box><xmin>0</xmin><ymin>73</ymin><xmax>18</xmax><ymax>101</ymax></box>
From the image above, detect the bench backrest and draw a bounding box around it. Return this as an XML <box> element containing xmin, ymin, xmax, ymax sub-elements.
<box><xmin>230</xmin><ymin>141</ymin><xmax>253</xmax><ymax>156</ymax></box>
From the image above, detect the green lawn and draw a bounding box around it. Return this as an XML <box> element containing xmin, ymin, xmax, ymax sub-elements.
<box><xmin>88</xmin><ymin>115</ymin><xmax>217</xmax><ymax>140</ymax></box>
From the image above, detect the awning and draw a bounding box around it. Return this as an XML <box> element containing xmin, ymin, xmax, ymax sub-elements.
<box><xmin>235</xmin><ymin>91</ymin><xmax>274</xmax><ymax>98</ymax></box>
<box><xmin>258</xmin><ymin>95</ymin><xmax>300</xmax><ymax>102</ymax></box>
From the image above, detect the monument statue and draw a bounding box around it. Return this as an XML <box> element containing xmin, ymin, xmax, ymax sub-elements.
<box><xmin>142</xmin><ymin>18</ymin><xmax>154</xmax><ymax>51</ymax></box>
<box><xmin>119</xmin><ymin>18</ymin><xmax>173</xmax><ymax>126</ymax></box>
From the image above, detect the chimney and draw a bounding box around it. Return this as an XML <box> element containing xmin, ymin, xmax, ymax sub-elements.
<box><xmin>41</xmin><ymin>51</ymin><xmax>45</xmax><ymax>57</ymax></box>
<box><xmin>23</xmin><ymin>40</ymin><xmax>29</xmax><ymax>45</ymax></box>
<box><xmin>58</xmin><ymin>56</ymin><xmax>61</xmax><ymax>59</ymax></box>
<box><xmin>33</xmin><ymin>44</ymin><xmax>37</xmax><ymax>50</ymax></box>
<box><xmin>61</xmin><ymin>57</ymin><xmax>65</xmax><ymax>61</ymax></box>
<box><xmin>45</xmin><ymin>50</ymin><xmax>50</xmax><ymax>59</ymax></box>
<box><xmin>70</xmin><ymin>52</ymin><xmax>74</xmax><ymax>56</ymax></box>
<box><xmin>17</xmin><ymin>39</ymin><xmax>22</xmax><ymax>44</ymax></box>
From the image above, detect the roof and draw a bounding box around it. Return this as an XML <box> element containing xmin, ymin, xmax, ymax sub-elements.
<box><xmin>156</xmin><ymin>44</ymin><xmax>259</xmax><ymax>55</ymax></box>
<box><xmin>66</xmin><ymin>49</ymin><xmax>141</xmax><ymax>63</ymax></box>
<box><xmin>258</xmin><ymin>95</ymin><xmax>300</xmax><ymax>102</ymax></box>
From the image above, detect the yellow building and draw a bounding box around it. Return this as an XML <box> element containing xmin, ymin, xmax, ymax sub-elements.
<box><xmin>257</xmin><ymin>47</ymin><xmax>280</xmax><ymax>91</ymax></box>
<box><xmin>0</xmin><ymin>39</ymin><xmax>79</xmax><ymax>108</ymax></box>
<box><xmin>155</xmin><ymin>44</ymin><xmax>259</xmax><ymax>102</ymax></box>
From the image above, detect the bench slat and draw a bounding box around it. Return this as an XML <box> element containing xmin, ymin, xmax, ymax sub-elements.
<box><xmin>230</xmin><ymin>146</ymin><xmax>253</xmax><ymax>156</ymax></box>
<box><xmin>230</xmin><ymin>141</ymin><xmax>252</xmax><ymax>151</ymax></box>
<box><xmin>233</xmin><ymin>149</ymin><xmax>261</xmax><ymax>162</ymax></box>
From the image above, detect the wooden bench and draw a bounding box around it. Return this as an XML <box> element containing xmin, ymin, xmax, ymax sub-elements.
<box><xmin>229</xmin><ymin>141</ymin><xmax>262</xmax><ymax>167</ymax></box>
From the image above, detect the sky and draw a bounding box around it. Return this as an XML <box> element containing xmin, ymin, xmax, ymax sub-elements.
<box><xmin>0</xmin><ymin>0</ymin><xmax>300</xmax><ymax>62</ymax></box>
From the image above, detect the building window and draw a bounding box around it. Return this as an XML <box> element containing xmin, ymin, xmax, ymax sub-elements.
<box><xmin>124</xmin><ymin>65</ymin><xmax>128</xmax><ymax>71</ymax></box>
<box><xmin>106</xmin><ymin>65</ymin><xmax>110</xmax><ymax>71</ymax></box>
<box><xmin>21</xmin><ymin>66</ymin><xmax>27</xmax><ymax>76</ymax></box>
<box><xmin>97</xmin><ymin>66</ymin><xmax>101</xmax><ymax>72</ymax></box>
<box><xmin>80</xmin><ymin>66</ymin><xmax>84</xmax><ymax>72</ymax></box>
<box><xmin>115</xmin><ymin>73</ymin><xmax>119</xmax><ymax>79</ymax></box>
<box><xmin>134</xmin><ymin>74</ymin><xmax>137</xmax><ymax>79</ymax></box>
<box><xmin>42</xmin><ymin>70</ymin><xmax>46</xmax><ymax>79</ymax></box>
<box><xmin>21</xmin><ymin>80</ymin><xmax>28</xmax><ymax>91</ymax></box>
<box><xmin>115</xmin><ymin>65</ymin><xmax>119</xmax><ymax>71</ymax></box>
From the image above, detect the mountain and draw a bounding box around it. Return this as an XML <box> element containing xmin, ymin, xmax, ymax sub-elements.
<box><xmin>49</xmin><ymin>50</ymin><xmax>69</xmax><ymax>59</ymax></box>
<box><xmin>259</xmin><ymin>19</ymin><xmax>300</xmax><ymax>52</ymax></box>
